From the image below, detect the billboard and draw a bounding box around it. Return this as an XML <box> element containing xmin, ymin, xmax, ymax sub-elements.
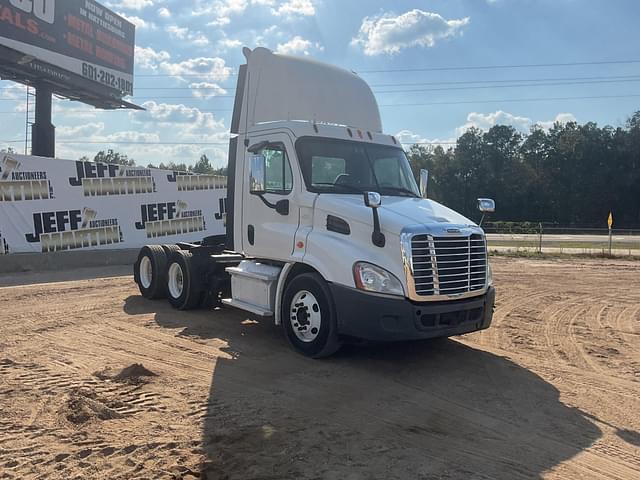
<box><xmin>0</xmin><ymin>0</ymin><xmax>135</xmax><ymax>101</ymax></box>
<box><xmin>0</xmin><ymin>153</ymin><xmax>228</xmax><ymax>254</ymax></box>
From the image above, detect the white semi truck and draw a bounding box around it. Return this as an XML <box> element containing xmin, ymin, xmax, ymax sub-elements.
<box><xmin>133</xmin><ymin>47</ymin><xmax>496</xmax><ymax>357</ymax></box>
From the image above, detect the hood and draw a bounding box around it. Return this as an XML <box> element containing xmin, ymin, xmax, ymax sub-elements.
<box><xmin>315</xmin><ymin>195</ymin><xmax>477</xmax><ymax>235</ymax></box>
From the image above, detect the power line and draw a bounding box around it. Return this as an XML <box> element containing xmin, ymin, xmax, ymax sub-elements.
<box><xmin>378</xmin><ymin>93</ymin><xmax>640</xmax><ymax>107</ymax></box>
<box><xmin>375</xmin><ymin>78</ymin><xmax>640</xmax><ymax>94</ymax></box>
<box><xmin>356</xmin><ymin>59</ymin><xmax>640</xmax><ymax>74</ymax></box>
<box><xmin>19</xmin><ymin>76</ymin><xmax>640</xmax><ymax>101</ymax></box>
<box><xmin>8</xmin><ymin>77</ymin><xmax>629</xmax><ymax>102</ymax></box>
<box><xmin>0</xmin><ymin>92</ymin><xmax>638</xmax><ymax>115</ymax></box>
<box><xmin>129</xmin><ymin>59</ymin><xmax>640</xmax><ymax>78</ymax></box>
<box><xmin>0</xmin><ymin>138</ymin><xmax>456</xmax><ymax>146</ymax></box>
<box><xmin>6</xmin><ymin>73</ymin><xmax>632</xmax><ymax>91</ymax></box>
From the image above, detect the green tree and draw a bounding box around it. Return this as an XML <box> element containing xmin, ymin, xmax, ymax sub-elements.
<box><xmin>191</xmin><ymin>154</ymin><xmax>215</xmax><ymax>174</ymax></box>
<box><xmin>86</xmin><ymin>149</ymin><xmax>135</xmax><ymax>166</ymax></box>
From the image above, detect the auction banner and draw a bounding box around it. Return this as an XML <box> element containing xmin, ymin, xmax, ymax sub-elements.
<box><xmin>0</xmin><ymin>0</ymin><xmax>135</xmax><ymax>95</ymax></box>
<box><xmin>0</xmin><ymin>153</ymin><xmax>228</xmax><ymax>254</ymax></box>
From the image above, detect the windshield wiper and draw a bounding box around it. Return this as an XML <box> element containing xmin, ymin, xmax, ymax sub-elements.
<box><xmin>378</xmin><ymin>186</ymin><xmax>420</xmax><ymax>198</ymax></box>
<box><xmin>313</xmin><ymin>182</ymin><xmax>366</xmax><ymax>193</ymax></box>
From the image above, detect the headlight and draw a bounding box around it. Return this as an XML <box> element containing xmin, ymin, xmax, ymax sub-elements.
<box><xmin>487</xmin><ymin>262</ymin><xmax>493</xmax><ymax>286</ymax></box>
<box><xmin>353</xmin><ymin>262</ymin><xmax>404</xmax><ymax>296</ymax></box>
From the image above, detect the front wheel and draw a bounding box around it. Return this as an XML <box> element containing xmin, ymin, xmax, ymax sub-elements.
<box><xmin>281</xmin><ymin>273</ymin><xmax>342</xmax><ymax>358</ymax></box>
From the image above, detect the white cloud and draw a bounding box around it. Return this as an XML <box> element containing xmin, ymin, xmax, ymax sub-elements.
<box><xmin>57</xmin><ymin>122</ymin><xmax>161</xmax><ymax>144</ymax></box>
<box><xmin>166</xmin><ymin>26</ymin><xmax>210</xmax><ymax>46</ymax></box>
<box><xmin>272</xmin><ymin>0</ymin><xmax>315</xmax><ymax>18</ymax></box>
<box><xmin>217</xmin><ymin>37</ymin><xmax>243</xmax><ymax>52</ymax></box>
<box><xmin>118</xmin><ymin>13</ymin><xmax>155</xmax><ymax>29</ymax></box>
<box><xmin>536</xmin><ymin>113</ymin><xmax>577</xmax><ymax>130</ymax></box>
<box><xmin>108</xmin><ymin>0</ymin><xmax>153</xmax><ymax>11</ymax></box>
<box><xmin>456</xmin><ymin>110</ymin><xmax>577</xmax><ymax>135</ymax></box>
<box><xmin>57</xmin><ymin>123</ymin><xmax>105</xmax><ymax>139</ymax></box>
<box><xmin>131</xmin><ymin>101</ymin><xmax>226</xmax><ymax>135</ymax></box>
<box><xmin>0</xmin><ymin>83</ymin><xmax>25</xmax><ymax>100</ymax></box>
<box><xmin>457</xmin><ymin>111</ymin><xmax>531</xmax><ymax>135</ymax></box>
<box><xmin>395</xmin><ymin>130</ymin><xmax>455</xmax><ymax>148</ymax></box>
<box><xmin>159</xmin><ymin>57</ymin><xmax>231</xmax><ymax>81</ymax></box>
<box><xmin>190</xmin><ymin>82</ymin><xmax>228</xmax><ymax>99</ymax></box>
<box><xmin>275</xmin><ymin>36</ymin><xmax>323</xmax><ymax>55</ymax></box>
<box><xmin>135</xmin><ymin>46</ymin><xmax>170</xmax><ymax>69</ymax></box>
<box><xmin>134</xmin><ymin>46</ymin><xmax>231</xmax><ymax>82</ymax></box>
<box><xmin>352</xmin><ymin>9</ymin><xmax>469</xmax><ymax>56</ymax></box>
<box><xmin>157</xmin><ymin>7</ymin><xmax>171</xmax><ymax>18</ymax></box>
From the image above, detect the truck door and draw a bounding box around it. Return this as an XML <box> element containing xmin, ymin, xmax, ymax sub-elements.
<box><xmin>241</xmin><ymin>132</ymin><xmax>300</xmax><ymax>260</ymax></box>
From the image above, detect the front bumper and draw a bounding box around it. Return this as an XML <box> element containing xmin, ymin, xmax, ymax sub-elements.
<box><xmin>329</xmin><ymin>284</ymin><xmax>495</xmax><ymax>342</ymax></box>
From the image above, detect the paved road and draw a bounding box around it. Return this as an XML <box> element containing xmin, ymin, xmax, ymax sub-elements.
<box><xmin>487</xmin><ymin>233</ymin><xmax>640</xmax><ymax>245</ymax></box>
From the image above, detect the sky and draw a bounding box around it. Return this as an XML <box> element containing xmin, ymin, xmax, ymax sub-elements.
<box><xmin>1</xmin><ymin>0</ymin><xmax>639</xmax><ymax>168</ymax></box>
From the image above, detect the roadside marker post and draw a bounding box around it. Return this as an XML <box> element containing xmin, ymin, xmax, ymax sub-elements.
<box><xmin>608</xmin><ymin>212</ymin><xmax>613</xmax><ymax>255</ymax></box>
<box><xmin>538</xmin><ymin>222</ymin><xmax>543</xmax><ymax>254</ymax></box>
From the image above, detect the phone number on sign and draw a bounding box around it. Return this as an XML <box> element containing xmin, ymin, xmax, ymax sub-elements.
<box><xmin>82</xmin><ymin>63</ymin><xmax>133</xmax><ymax>96</ymax></box>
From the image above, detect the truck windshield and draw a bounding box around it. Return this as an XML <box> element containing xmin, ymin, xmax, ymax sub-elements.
<box><xmin>296</xmin><ymin>137</ymin><xmax>420</xmax><ymax>197</ymax></box>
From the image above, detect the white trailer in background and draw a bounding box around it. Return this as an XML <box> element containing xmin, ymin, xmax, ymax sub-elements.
<box><xmin>134</xmin><ymin>47</ymin><xmax>496</xmax><ymax>357</ymax></box>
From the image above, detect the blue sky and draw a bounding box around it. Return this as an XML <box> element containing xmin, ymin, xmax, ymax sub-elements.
<box><xmin>1</xmin><ymin>0</ymin><xmax>639</xmax><ymax>167</ymax></box>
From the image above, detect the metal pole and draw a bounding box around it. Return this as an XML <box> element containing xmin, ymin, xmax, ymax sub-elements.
<box><xmin>31</xmin><ymin>83</ymin><xmax>55</xmax><ymax>158</ymax></box>
<box><xmin>538</xmin><ymin>222</ymin><xmax>543</xmax><ymax>254</ymax></box>
<box><xmin>24</xmin><ymin>86</ymin><xmax>29</xmax><ymax>155</ymax></box>
<box><xmin>609</xmin><ymin>228</ymin><xmax>612</xmax><ymax>256</ymax></box>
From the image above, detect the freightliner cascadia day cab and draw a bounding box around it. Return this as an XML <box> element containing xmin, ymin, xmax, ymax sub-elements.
<box><xmin>134</xmin><ymin>47</ymin><xmax>496</xmax><ymax>358</ymax></box>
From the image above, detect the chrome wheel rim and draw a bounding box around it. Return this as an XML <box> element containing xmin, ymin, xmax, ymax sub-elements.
<box><xmin>140</xmin><ymin>256</ymin><xmax>153</xmax><ymax>289</ymax></box>
<box><xmin>168</xmin><ymin>262</ymin><xmax>184</xmax><ymax>299</ymax></box>
<box><xmin>290</xmin><ymin>290</ymin><xmax>321</xmax><ymax>343</ymax></box>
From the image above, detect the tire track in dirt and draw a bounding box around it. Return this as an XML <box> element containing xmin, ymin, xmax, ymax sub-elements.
<box><xmin>1</xmin><ymin>258</ymin><xmax>639</xmax><ymax>479</ymax></box>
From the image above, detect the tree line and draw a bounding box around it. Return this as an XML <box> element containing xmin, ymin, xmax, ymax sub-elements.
<box><xmin>78</xmin><ymin>150</ymin><xmax>228</xmax><ymax>176</ymax></box>
<box><xmin>407</xmin><ymin>111</ymin><xmax>640</xmax><ymax>227</ymax></box>
<box><xmin>7</xmin><ymin>108</ymin><xmax>638</xmax><ymax>227</ymax></box>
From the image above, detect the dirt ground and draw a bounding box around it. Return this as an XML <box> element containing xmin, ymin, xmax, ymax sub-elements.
<box><xmin>0</xmin><ymin>257</ymin><xmax>639</xmax><ymax>480</ymax></box>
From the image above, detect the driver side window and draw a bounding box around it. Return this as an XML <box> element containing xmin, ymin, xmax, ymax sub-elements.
<box><xmin>264</xmin><ymin>146</ymin><xmax>293</xmax><ymax>194</ymax></box>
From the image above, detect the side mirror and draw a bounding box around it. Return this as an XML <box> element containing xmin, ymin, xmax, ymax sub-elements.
<box><xmin>477</xmin><ymin>198</ymin><xmax>496</xmax><ymax>213</ymax></box>
<box><xmin>363</xmin><ymin>192</ymin><xmax>384</xmax><ymax>247</ymax></box>
<box><xmin>419</xmin><ymin>169</ymin><xmax>428</xmax><ymax>199</ymax></box>
<box><xmin>250</xmin><ymin>154</ymin><xmax>266</xmax><ymax>195</ymax></box>
<box><xmin>364</xmin><ymin>191</ymin><xmax>381</xmax><ymax>208</ymax></box>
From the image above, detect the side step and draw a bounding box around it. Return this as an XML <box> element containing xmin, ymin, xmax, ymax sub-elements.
<box><xmin>222</xmin><ymin>261</ymin><xmax>282</xmax><ymax>316</ymax></box>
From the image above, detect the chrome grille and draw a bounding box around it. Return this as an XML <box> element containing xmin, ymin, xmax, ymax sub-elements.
<box><xmin>410</xmin><ymin>234</ymin><xmax>487</xmax><ymax>297</ymax></box>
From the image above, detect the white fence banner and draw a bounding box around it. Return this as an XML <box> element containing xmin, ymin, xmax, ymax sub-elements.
<box><xmin>0</xmin><ymin>153</ymin><xmax>228</xmax><ymax>254</ymax></box>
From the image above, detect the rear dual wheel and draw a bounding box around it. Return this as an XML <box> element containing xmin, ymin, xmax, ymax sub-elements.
<box><xmin>166</xmin><ymin>250</ymin><xmax>203</xmax><ymax>310</ymax></box>
<box><xmin>134</xmin><ymin>245</ymin><xmax>168</xmax><ymax>299</ymax></box>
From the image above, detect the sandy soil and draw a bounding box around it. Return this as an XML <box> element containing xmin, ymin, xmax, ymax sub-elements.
<box><xmin>0</xmin><ymin>257</ymin><xmax>639</xmax><ymax>479</ymax></box>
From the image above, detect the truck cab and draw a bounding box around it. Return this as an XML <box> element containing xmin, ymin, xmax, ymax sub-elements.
<box><xmin>134</xmin><ymin>47</ymin><xmax>495</xmax><ymax>357</ymax></box>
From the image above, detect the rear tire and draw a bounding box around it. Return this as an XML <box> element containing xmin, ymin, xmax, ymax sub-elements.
<box><xmin>134</xmin><ymin>245</ymin><xmax>168</xmax><ymax>299</ymax></box>
<box><xmin>166</xmin><ymin>250</ymin><xmax>203</xmax><ymax>310</ymax></box>
<box><xmin>282</xmin><ymin>273</ymin><xmax>342</xmax><ymax>358</ymax></box>
<box><xmin>161</xmin><ymin>244</ymin><xmax>181</xmax><ymax>256</ymax></box>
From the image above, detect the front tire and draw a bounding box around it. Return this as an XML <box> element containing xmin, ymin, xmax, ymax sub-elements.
<box><xmin>134</xmin><ymin>245</ymin><xmax>168</xmax><ymax>299</ymax></box>
<box><xmin>282</xmin><ymin>273</ymin><xmax>342</xmax><ymax>358</ymax></box>
<box><xmin>166</xmin><ymin>250</ymin><xmax>203</xmax><ymax>310</ymax></box>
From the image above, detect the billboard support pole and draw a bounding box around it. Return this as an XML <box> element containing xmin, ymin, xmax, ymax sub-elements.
<box><xmin>31</xmin><ymin>83</ymin><xmax>55</xmax><ymax>158</ymax></box>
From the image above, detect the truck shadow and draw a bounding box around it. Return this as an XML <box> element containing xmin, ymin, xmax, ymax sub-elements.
<box><xmin>124</xmin><ymin>296</ymin><xmax>602</xmax><ymax>479</ymax></box>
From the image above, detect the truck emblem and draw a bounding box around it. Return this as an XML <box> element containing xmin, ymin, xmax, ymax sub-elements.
<box><xmin>447</xmin><ymin>228</ymin><xmax>461</xmax><ymax>233</ymax></box>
